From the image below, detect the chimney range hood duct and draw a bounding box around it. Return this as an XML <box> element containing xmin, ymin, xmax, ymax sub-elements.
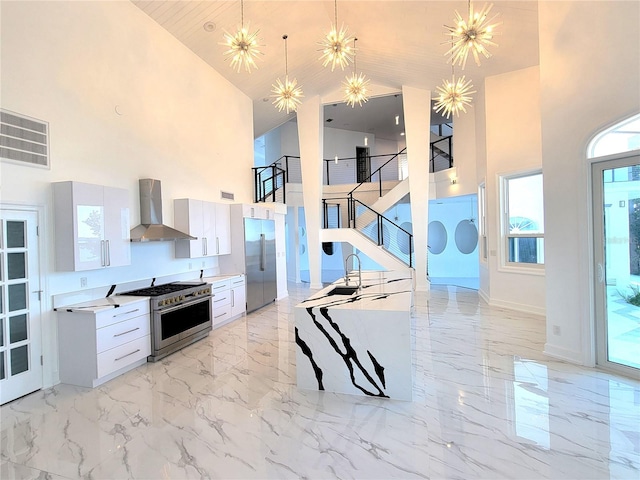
<box><xmin>130</xmin><ymin>179</ymin><xmax>196</xmax><ymax>242</ymax></box>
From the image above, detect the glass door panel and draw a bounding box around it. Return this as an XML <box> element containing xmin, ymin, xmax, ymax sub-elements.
<box><xmin>0</xmin><ymin>209</ymin><xmax>42</xmax><ymax>404</ymax></box>
<box><xmin>593</xmin><ymin>155</ymin><xmax>640</xmax><ymax>373</ymax></box>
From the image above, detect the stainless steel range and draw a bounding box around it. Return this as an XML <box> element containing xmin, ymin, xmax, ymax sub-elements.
<box><xmin>120</xmin><ymin>281</ymin><xmax>212</xmax><ymax>362</ymax></box>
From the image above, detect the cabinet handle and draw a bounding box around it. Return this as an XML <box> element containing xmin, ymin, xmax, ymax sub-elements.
<box><xmin>231</xmin><ymin>289</ymin><xmax>234</xmax><ymax>307</ymax></box>
<box><xmin>214</xmin><ymin>297</ymin><xmax>225</xmax><ymax>303</ymax></box>
<box><xmin>115</xmin><ymin>349</ymin><xmax>140</xmax><ymax>362</ymax></box>
<box><xmin>202</xmin><ymin>237</ymin><xmax>207</xmax><ymax>256</ymax></box>
<box><xmin>113</xmin><ymin>327</ymin><xmax>140</xmax><ymax>337</ymax></box>
<box><xmin>213</xmin><ymin>285</ymin><xmax>226</xmax><ymax>290</ymax></box>
<box><xmin>113</xmin><ymin>308</ymin><xmax>140</xmax><ymax>317</ymax></box>
<box><xmin>106</xmin><ymin>240</ymin><xmax>111</xmax><ymax>266</ymax></box>
<box><xmin>215</xmin><ymin>312</ymin><xmax>227</xmax><ymax>318</ymax></box>
<box><xmin>101</xmin><ymin>240</ymin><xmax>106</xmax><ymax>267</ymax></box>
<box><xmin>216</xmin><ymin>237</ymin><xmax>220</xmax><ymax>254</ymax></box>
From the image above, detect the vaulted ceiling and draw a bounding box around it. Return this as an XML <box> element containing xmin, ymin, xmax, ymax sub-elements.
<box><xmin>132</xmin><ymin>1</ymin><xmax>539</xmax><ymax>138</ymax></box>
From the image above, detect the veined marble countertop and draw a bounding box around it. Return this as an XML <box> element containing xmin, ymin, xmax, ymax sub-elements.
<box><xmin>201</xmin><ymin>273</ymin><xmax>243</xmax><ymax>283</ymax></box>
<box><xmin>54</xmin><ymin>295</ymin><xmax>149</xmax><ymax>313</ymax></box>
<box><xmin>299</xmin><ymin>270</ymin><xmax>413</xmax><ymax>312</ymax></box>
<box><xmin>295</xmin><ymin>270</ymin><xmax>414</xmax><ymax>400</ymax></box>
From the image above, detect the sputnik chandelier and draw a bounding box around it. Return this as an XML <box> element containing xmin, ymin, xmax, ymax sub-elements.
<box><xmin>434</xmin><ymin>48</ymin><xmax>476</xmax><ymax>119</ymax></box>
<box><xmin>444</xmin><ymin>1</ymin><xmax>501</xmax><ymax>70</ymax></box>
<box><xmin>272</xmin><ymin>35</ymin><xmax>304</xmax><ymax>114</ymax></box>
<box><xmin>319</xmin><ymin>0</ymin><xmax>354</xmax><ymax>71</ymax></box>
<box><xmin>221</xmin><ymin>0</ymin><xmax>262</xmax><ymax>73</ymax></box>
<box><xmin>343</xmin><ymin>38</ymin><xmax>370</xmax><ymax>108</ymax></box>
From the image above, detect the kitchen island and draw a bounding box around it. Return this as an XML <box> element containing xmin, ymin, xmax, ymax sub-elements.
<box><xmin>295</xmin><ymin>271</ymin><xmax>413</xmax><ymax>401</ymax></box>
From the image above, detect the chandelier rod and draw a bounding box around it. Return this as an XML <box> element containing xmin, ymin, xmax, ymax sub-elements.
<box><xmin>334</xmin><ymin>0</ymin><xmax>338</xmax><ymax>26</ymax></box>
<box><xmin>283</xmin><ymin>34</ymin><xmax>289</xmax><ymax>76</ymax></box>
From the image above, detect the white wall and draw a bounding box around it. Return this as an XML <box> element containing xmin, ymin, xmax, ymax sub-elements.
<box><xmin>538</xmin><ymin>1</ymin><xmax>640</xmax><ymax>364</ymax></box>
<box><xmin>483</xmin><ymin>66</ymin><xmax>545</xmax><ymax>315</ymax></box>
<box><xmin>1</xmin><ymin>1</ymin><xmax>255</xmax><ymax>386</ymax></box>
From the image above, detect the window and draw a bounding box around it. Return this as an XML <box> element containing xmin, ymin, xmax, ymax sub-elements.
<box><xmin>479</xmin><ymin>182</ymin><xmax>487</xmax><ymax>262</ymax></box>
<box><xmin>502</xmin><ymin>171</ymin><xmax>544</xmax><ymax>266</ymax></box>
<box><xmin>588</xmin><ymin>113</ymin><xmax>640</xmax><ymax>159</ymax></box>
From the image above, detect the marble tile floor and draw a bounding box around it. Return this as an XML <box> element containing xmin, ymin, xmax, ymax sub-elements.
<box><xmin>1</xmin><ymin>284</ymin><xmax>639</xmax><ymax>480</ymax></box>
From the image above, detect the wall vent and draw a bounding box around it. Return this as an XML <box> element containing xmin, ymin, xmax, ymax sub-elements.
<box><xmin>221</xmin><ymin>191</ymin><xmax>235</xmax><ymax>201</ymax></box>
<box><xmin>0</xmin><ymin>110</ymin><xmax>49</xmax><ymax>168</ymax></box>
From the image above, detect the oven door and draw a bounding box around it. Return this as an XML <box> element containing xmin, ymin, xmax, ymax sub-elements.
<box><xmin>153</xmin><ymin>295</ymin><xmax>212</xmax><ymax>352</ymax></box>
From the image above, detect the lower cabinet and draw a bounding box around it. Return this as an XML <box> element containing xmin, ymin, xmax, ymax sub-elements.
<box><xmin>210</xmin><ymin>275</ymin><xmax>246</xmax><ymax>328</ymax></box>
<box><xmin>57</xmin><ymin>298</ymin><xmax>151</xmax><ymax>388</ymax></box>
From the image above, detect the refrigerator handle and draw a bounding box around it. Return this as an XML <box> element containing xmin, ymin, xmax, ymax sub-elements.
<box><xmin>260</xmin><ymin>233</ymin><xmax>266</xmax><ymax>271</ymax></box>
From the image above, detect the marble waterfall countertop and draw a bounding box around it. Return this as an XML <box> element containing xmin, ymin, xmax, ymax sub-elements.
<box><xmin>299</xmin><ymin>270</ymin><xmax>413</xmax><ymax>311</ymax></box>
<box><xmin>295</xmin><ymin>270</ymin><xmax>414</xmax><ymax>401</ymax></box>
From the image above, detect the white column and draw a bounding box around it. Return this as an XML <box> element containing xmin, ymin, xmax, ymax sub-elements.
<box><xmin>297</xmin><ymin>96</ymin><xmax>324</xmax><ymax>289</ymax></box>
<box><xmin>402</xmin><ymin>86</ymin><xmax>431</xmax><ymax>292</ymax></box>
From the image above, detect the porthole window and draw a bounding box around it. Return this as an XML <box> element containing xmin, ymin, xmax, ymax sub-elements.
<box><xmin>455</xmin><ymin>220</ymin><xmax>478</xmax><ymax>254</ymax></box>
<box><xmin>428</xmin><ymin>221</ymin><xmax>447</xmax><ymax>254</ymax></box>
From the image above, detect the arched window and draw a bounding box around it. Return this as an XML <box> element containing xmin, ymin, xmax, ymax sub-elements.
<box><xmin>588</xmin><ymin>113</ymin><xmax>640</xmax><ymax>158</ymax></box>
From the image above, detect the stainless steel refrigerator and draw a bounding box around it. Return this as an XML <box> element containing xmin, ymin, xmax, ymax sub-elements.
<box><xmin>244</xmin><ymin>218</ymin><xmax>277</xmax><ymax>313</ymax></box>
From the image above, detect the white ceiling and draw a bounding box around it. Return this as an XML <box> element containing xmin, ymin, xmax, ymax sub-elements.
<box><xmin>132</xmin><ymin>1</ymin><xmax>539</xmax><ymax>139</ymax></box>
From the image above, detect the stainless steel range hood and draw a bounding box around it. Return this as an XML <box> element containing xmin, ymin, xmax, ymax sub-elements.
<box><xmin>130</xmin><ymin>179</ymin><xmax>196</xmax><ymax>242</ymax></box>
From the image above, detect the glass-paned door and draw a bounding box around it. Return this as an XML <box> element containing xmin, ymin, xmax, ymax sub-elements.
<box><xmin>0</xmin><ymin>208</ymin><xmax>42</xmax><ymax>404</ymax></box>
<box><xmin>593</xmin><ymin>154</ymin><xmax>640</xmax><ymax>374</ymax></box>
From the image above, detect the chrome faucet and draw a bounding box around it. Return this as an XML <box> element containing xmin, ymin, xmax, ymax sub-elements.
<box><xmin>344</xmin><ymin>253</ymin><xmax>362</xmax><ymax>289</ymax></box>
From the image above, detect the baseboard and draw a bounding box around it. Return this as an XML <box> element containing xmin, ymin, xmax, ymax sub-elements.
<box><xmin>489</xmin><ymin>297</ymin><xmax>546</xmax><ymax>317</ymax></box>
<box><xmin>277</xmin><ymin>291</ymin><xmax>289</xmax><ymax>301</ymax></box>
<box><xmin>544</xmin><ymin>342</ymin><xmax>584</xmax><ymax>365</ymax></box>
<box><xmin>478</xmin><ymin>288</ymin><xmax>489</xmax><ymax>305</ymax></box>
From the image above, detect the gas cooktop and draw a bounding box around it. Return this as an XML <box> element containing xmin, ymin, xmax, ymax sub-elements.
<box><xmin>122</xmin><ymin>281</ymin><xmax>206</xmax><ymax>297</ymax></box>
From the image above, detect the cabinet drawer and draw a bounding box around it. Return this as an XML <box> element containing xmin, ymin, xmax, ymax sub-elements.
<box><xmin>97</xmin><ymin>335</ymin><xmax>150</xmax><ymax>378</ymax></box>
<box><xmin>213</xmin><ymin>289</ymin><xmax>231</xmax><ymax>307</ymax></box>
<box><xmin>230</xmin><ymin>276</ymin><xmax>245</xmax><ymax>288</ymax></box>
<box><xmin>96</xmin><ymin>314</ymin><xmax>150</xmax><ymax>354</ymax></box>
<box><xmin>211</xmin><ymin>279</ymin><xmax>231</xmax><ymax>292</ymax></box>
<box><xmin>96</xmin><ymin>301</ymin><xmax>150</xmax><ymax>329</ymax></box>
<box><xmin>213</xmin><ymin>303</ymin><xmax>232</xmax><ymax>325</ymax></box>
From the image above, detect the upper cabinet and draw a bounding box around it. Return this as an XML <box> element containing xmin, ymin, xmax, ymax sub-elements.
<box><xmin>174</xmin><ymin>199</ymin><xmax>231</xmax><ymax>258</ymax></box>
<box><xmin>242</xmin><ymin>204</ymin><xmax>274</xmax><ymax>220</ymax></box>
<box><xmin>53</xmin><ymin>181</ymin><xmax>131</xmax><ymax>271</ymax></box>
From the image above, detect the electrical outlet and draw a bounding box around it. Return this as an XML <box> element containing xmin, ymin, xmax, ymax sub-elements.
<box><xmin>80</xmin><ymin>277</ymin><xmax>88</xmax><ymax>288</ymax></box>
<box><xmin>552</xmin><ymin>325</ymin><xmax>561</xmax><ymax>335</ymax></box>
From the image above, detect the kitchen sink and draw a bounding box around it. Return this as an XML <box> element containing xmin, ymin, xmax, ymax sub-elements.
<box><xmin>327</xmin><ymin>285</ymin><xmax>360</xmax><ymax>296</ymax></box>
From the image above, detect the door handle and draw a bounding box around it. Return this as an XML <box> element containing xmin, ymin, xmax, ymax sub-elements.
<box><xmin>260</xmin><ymin>233</ymin><xmax>266</xmax><ymax>271</ymax></box>
<box><xmin>597</xmin><ymin>263</ymin><xmax>605</xmax><ymax>283</ymax></box>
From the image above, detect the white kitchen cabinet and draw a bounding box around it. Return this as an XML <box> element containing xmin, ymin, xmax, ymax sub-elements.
<box><xmin>53</xmin><ymin>181</ymin><xmax>131</xmax><ymax>271</ymax></box>
<box><xmin>242</xmin><ymin>204</ymin><xmax>275</xmax><ymax>220</ymax></box>
<box><xmin>206</xmin><ymin>274</ymin><xmax>245</xmax><ymax>328</ymax></box>
<box><xmin>57</xmin><ymin>297</ymin><xmax>151</xmax><ymax>388</ymax></box>
<box><xmin>174</xmin><ymin>199</ymin><xmax>231</xmax><ymax>258</ymax></box>
<box><xmin>230</xmin><ymin>275</ymin><xmax>246</xmax><ymax>318</ymax></box>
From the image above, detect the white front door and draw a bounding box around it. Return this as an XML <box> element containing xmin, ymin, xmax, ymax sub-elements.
<box><xmin>592</xmin><ymin>154</ymin><xmax>640</xmax><ymax>375</ymax></box>
<box><xmin>0</xmin><ymin>208</ymin><xmax>43</xmax><ymax>404</ymax></box>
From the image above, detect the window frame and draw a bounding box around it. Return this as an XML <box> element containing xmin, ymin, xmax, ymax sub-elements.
<box><xmin>499</xmin><ymin>169</ymin><xmax>545</xmax><ymax>273</ymax></box>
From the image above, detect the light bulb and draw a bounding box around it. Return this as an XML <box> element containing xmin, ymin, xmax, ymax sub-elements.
<box><xmin>364</xmin><ymin>136</ymin><xmax>368</xmax><ymax>146</ymax></box>
<box><xmin>395</xmin><ymin>115</ymin><xmax>399</xmax><ymax>125</ymax></box>
<box><xmin>334</xmin><ymin>155</ymin><xmax>338</xmax><ymax>164</ymax></box>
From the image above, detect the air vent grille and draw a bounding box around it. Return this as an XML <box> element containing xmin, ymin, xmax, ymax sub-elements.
<box><xmin>0</xmin><ymin>110</ymin><xmax>49</xmax><ymax>168</ymax></box>
<box><xmin>221</xmin><ymin>191</ymin><xmax>235</xmax><ymax>200</ymax></box>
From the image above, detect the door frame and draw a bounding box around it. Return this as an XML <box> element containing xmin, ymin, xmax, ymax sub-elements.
<box><xmin>590</xmin><ymin>152</ymin><xmax>640</xmax><ymax>378</ymax></box>
<box><xmin>0</xmin><ymin>203</ymin><xmax>49</xmax><ymax>396</ymax></box>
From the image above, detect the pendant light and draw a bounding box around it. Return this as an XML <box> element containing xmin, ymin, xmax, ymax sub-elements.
<box><xmin>221</xmin><ymin>0</ymin><xmax>262</xmax><ymax>73</ymax></box>
<box><xmin>434</xmin><ymin>45</ymin><xmax>476</xmax><ymax>119</ymax></box>
<box><xmin>444</xmin><ymin>1</ymin><xmax>501</xmax><ymax>70</ymax></box>
<box><xmin>271</xmin><ymin>35</ymin><xmax>303</xmax><ymax>114</ymax></box>
<box><xmin>319</xmin><ymin>0</ymin><xmax>354</xmax><ymax>71</ymax></box>
<box><xmin>343</xmin><ymin>38</ymin><xmax>370</xmax><ymax>108</ymax></box>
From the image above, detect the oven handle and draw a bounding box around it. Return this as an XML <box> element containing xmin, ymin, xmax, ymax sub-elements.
<box><xmin>156</xmin><ymin>294</ymin><xmax>212</xmax><ymax>315</ymax></box>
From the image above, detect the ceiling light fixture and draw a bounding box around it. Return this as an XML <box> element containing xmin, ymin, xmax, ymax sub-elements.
<box><xmin>343</xmin><ymin>38</ymin><xmax>370</xmax><ymax>108</ymax></box>
<box><xmin>272</xmin><ymin>35</ymin><xmax>303</xmax><ymax>114</ymax></box>
<box><xmin>433</xmin><ymin>74</ymin><xmax>476</xmax><ymax>119</ymax></box>
<box><xmin>444</xmin><ymin>1</ymin><xmax>501</xmax><ymax>70</ymax></box>
<box><xmin>434</xmin><ymin>51</ymin><xmax>476</xmax><ymax>119</ymax></box>
<box><xmin>319</xmin><ymin>0</ymin><xmax>354</xmax><ymax>71</ymax></box>
<box><xmin>221</xmin><ymin>0</ymin><xmax>262</xmax><ymax>73</ymax></box>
